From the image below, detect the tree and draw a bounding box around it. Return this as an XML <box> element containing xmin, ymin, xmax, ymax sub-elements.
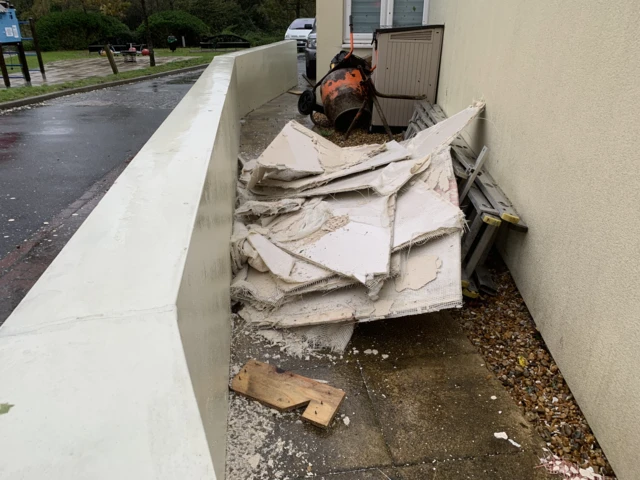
<box><xmin>139</xmin><ymin>0</ymin><xmax>155</xmax><ymax>66</ymax></box>
<box><xmin>136</xmin><ymin>10</ymin><xmax>209</xmax><ymax>46</ymax></box>
<box><xmin>98</xmin><ymin>0</ymin><xmax>131</xmax><ymax>17</ymax></box>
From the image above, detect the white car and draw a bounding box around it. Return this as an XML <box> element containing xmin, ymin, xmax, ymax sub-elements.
<box><xmin>284</xmin><ymin>18</ymin><xmax>315</xmax><ymax>52</ymax></box>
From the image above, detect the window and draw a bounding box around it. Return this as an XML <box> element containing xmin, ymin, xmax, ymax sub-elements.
<box><xmin>344</xmin><ymin>0</ymin><xmax>429</xmax><ymax>44</ymax></box>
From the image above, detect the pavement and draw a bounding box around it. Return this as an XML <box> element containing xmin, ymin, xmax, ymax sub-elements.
<box><xmin>1</xmin><ymin>55</ymin><xmax>195</xmax><ymax>87</ymax></box>
<box><xmin>0</xmin><ymin>70</ymin><xmax>201</xmax><ymax>325</ymax></box>
<box><xmin>226</xmin><ymin>56</ymin><xmax>553</xmax><ymax>480</ymax></box>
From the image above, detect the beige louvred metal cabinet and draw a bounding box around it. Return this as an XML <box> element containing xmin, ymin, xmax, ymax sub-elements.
<box><xmin>371</xmin><ymin>25</ymin><xmax>444</xmax><ymax>128</ymax></box>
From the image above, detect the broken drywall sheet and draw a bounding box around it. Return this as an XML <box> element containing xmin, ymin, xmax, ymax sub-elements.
<box><xmin>403</xmin><ymin>101</ymin><xmax>485</xmax><ymax>161</ymax></box>
<box><xmin>267</xmin><ymin>193</ymin><xmax>396</xmax><ymax>284</ymax></box>
<box><xmin>299</xmin><ymin>156</ymin><xmax>431</xmax><ymax>197</ymax></box>
<box><xmin>240</xmin><ymin>232</ymin><xmax>462</xmax><ymax>328</ymax></box>
<box><xmin>250</xmin><ymin>141</ymin><xmax>411</xmax><ymax>195</ymax></box>
<box><xmin>416</xmin><ymin>147</ymin><xmax>459</xmax><ymax>206</ymax></box>
<box><xmin>233</xmin><ymin>102</ymin><xmax>481</xmax><ymax>332</ymax></box>
<box><xmin>231</xmin><ymin>228</ymin><xmax>362</xmax><ymax>308</ymax></box>
<box><xmin>249</xmin><ymin>102</ymin><xmax>483</xmax><ymax>196</ymax></box>
<box><xmin>231</xmin><ymin>221</ymin><xmax>251</xmax><ymax>274</ymax></box>
<box><xmin>246</xmin><ymin>233</ymin><xmax>295</xmax><ymax>280</ymax></box>
<box><xmin>235</xmin><ymin>198</ymin><xmax>305</xmax><ymax>219</ymax></box>
<box><xmin>392</xmin><ymin>251</ymin><xmax>441</xmax><ymax>292</ymax></box>
<box><xmin>231</xmin><ymin>260</ymin><xmax>358</xmax><ymax>310</ymax></box>
<box><xmin>247</xmin><ymin>121</ymin><xmax>328</xmax><ymax>188</ymax></box>
<box><xmin>231</xmin><ymin>266</ymin><xmax>284</xmax><ymax>309</ymax></box>
<box><xmin>248</xmin><ymin>120</ymin><xmax>392</xmax><ymax>189</ymax></box>
<box><xmin>393</xmin><ymin>180</ymin><xmax>464</xmax><ymax>251</ymax></box>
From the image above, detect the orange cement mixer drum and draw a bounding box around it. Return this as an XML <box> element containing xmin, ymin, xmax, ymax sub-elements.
<box><xmin>320</xmin><ymin>68</ymin><xmax>371</xmax><ymax>131</ymax></box>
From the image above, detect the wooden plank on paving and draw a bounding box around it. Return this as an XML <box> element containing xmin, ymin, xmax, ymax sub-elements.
<box><xmin>231</xmin><ymin>359</ymin><xmax>346</xmax><ymax>428</ymax></box>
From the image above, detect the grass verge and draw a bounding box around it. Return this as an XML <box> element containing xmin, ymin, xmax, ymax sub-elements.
<box><xmin>0</xmin><ymin>53</ymin><xmax>218</xmax><ymax>103</ymax></box>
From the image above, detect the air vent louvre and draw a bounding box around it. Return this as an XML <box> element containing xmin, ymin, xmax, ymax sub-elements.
<box><xmin>390</xmin><ymin>30</ymin><xmax>433</xmax><ymax>42</ymax></box>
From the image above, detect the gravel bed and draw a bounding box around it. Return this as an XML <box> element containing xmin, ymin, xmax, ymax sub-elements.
<box><xmin>454</xmin><ymin>254</ymin><xmax>616</xmax><ymax>478</ymax></box>
<box><xmin>310</xmin><ymin>112</ymin><xmax>404</xmax><ymax>147</ymax></box>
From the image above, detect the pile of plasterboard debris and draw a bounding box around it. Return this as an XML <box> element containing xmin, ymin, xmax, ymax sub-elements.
<box><xmin>230</xmin><ymin>101</ymin><xmax>485</xmax><ymax>352</ymax></box>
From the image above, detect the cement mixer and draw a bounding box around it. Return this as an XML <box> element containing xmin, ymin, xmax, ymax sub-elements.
<box><xmin>298</xmin><ymin>16</ymin><xmax>426</xmax><ymax>140</ymax></box>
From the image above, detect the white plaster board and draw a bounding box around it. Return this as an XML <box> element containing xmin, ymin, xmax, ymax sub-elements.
<box><xmin>241</xmin><ymin>232</ymin><xmax>462</xmax><ymax>328</ymax></box>
<box><xmin>402</xmin><ymin>101</ymin><xmax>485</xmax><ymax>160</ymax></box>
<box><xmin>244</xmin><ymin>231</ymin><xmax>336</xmax><ymax>285</ymax></box>
<box><xmin>231</xmin><ymin>266</ymin><xmax>285</xmax><ymax>308</ymax></box>
<box><xmin>250</xmin><ymin>141</ymin><xmax>410</xmax><ymax>195</ymax></box>
<box><xmin>235</xmin><ymin>198</ymin><xmax>305</xmax><ymax>218</ymax></box>
<box><xmin>417</xmin><ymin>146</ymin><xmax>460</xmax><ymax>205</ymax></box>
<box><xmin>247</xmin><ymin>233</ymin><xmax>295</xmax><ymax>279</ymax></box>
<box><xmin>248</xmin><ymin>121</ymin><xmax>391</xmax><ymax>188</ymax></box>
<box><xmin>268</xmin><ymin>193</ymin><xmax>396</xmax><ymax>284</ymax></box>
<box><xmin>299</xmin><ymin>156</ymin><xmax>431</xmax><ymax>197</ymax></box>
<box><xmin>248</xmin><ymin>121</ymin><xmax>330</xmax><ymax>187</ymax></box>
<box><xmin>231</xmin><ymin>265</ymin><xmax>358</xmax><ymax>310</ymax></box>
<box><xmin>393</xmin><ymin>180</ymin><xmax>464</xmax><ymax>251</ymax></box>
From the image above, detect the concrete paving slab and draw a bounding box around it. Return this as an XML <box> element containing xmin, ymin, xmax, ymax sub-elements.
<box><xmin>293</xmin><ymin>467</ymin><xmax>399</xmax><ymax>479</ymax></box>
<box><xmin>396</xmin><ymin>453</ymin><xmax>549</xmax><ymax>479</ymax></box>
<box><xmin>350</xmin><ymin>312</ymin><xmax>477</xmax><ymax>360</ymax></box>
<box><xmin>230</xmin><ymin>317</ymin><xmax>342</xmax><ymax>371</ymax></box>
<box><xmin>359</xmin><ymin>351</ymin><xmax>541</xmax><ymax>464</ymax></box>
<box><xmin>227</xmin><ymin>362</ymin><xmax>392</xmax><ymax>480</ymax></box>
<box><xmin>278</xmin><ymin>363</ymin><xmax>392</xmax><ymax>476</ymax></box>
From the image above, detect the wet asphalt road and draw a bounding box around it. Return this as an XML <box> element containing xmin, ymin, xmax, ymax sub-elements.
<box><xmin>0</xmin><ymin>70</ymin><xmax>202</xmax><ymax>257</ymax></box>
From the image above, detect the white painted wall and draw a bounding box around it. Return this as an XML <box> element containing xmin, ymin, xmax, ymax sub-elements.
<box><xmin>317</xmin><ymin>0</ymin><xmax>373</xmax><ymax>79</ymax></box>
<box><xmin>428</xmin><ymin>2</ymin><xmax>640</xmax><ymax>478</ymax></box>
<box><xmin>0</xmin><ymin>41</ymin><xmax>297</xmax><ymax>480</ymax></box>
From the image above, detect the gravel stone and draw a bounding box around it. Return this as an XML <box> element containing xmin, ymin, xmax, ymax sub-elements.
<box><xmin>453</xmin><ymin>255</ymin><xmax>616</xmax><ymax>478</ymax></box>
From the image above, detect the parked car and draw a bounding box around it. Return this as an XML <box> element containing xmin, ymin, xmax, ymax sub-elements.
<box><xmin>304</xmin><ymin>21</ymin><xmax>317</xmax><ymax>78</ymax></box>
<box><xmin>284</xmin><ymin>17</ymin><xmax>314</xmax><ymax>52</ymax></box>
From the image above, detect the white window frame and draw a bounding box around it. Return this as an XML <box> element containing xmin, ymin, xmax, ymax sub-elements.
<box><xmin>343</xmin><ymin>0</ymin><xmax>430</xmax><ymax>46</ymax></box>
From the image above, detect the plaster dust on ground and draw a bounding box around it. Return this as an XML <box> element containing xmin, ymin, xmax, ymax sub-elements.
<box><xmin>224</xmin><ymin>56</ymin><xmax>555</xmax><ymax>480</ymax></box>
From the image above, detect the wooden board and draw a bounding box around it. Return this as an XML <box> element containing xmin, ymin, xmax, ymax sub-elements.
<box><xmin>231</xmin><ymin>360</ymin><xmax>346</xmax><ymax>428</ymax></box>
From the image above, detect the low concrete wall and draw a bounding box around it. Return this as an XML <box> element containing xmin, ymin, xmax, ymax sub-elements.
<box><xmin>428</xmin><ymin>1</ymin><xmax>639</xmax><ymax>478</ymax></box>
<box><xmin>0</xmin><ymin>41</ymin><xmax>297</xmax><ymax>480</ymax></box>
